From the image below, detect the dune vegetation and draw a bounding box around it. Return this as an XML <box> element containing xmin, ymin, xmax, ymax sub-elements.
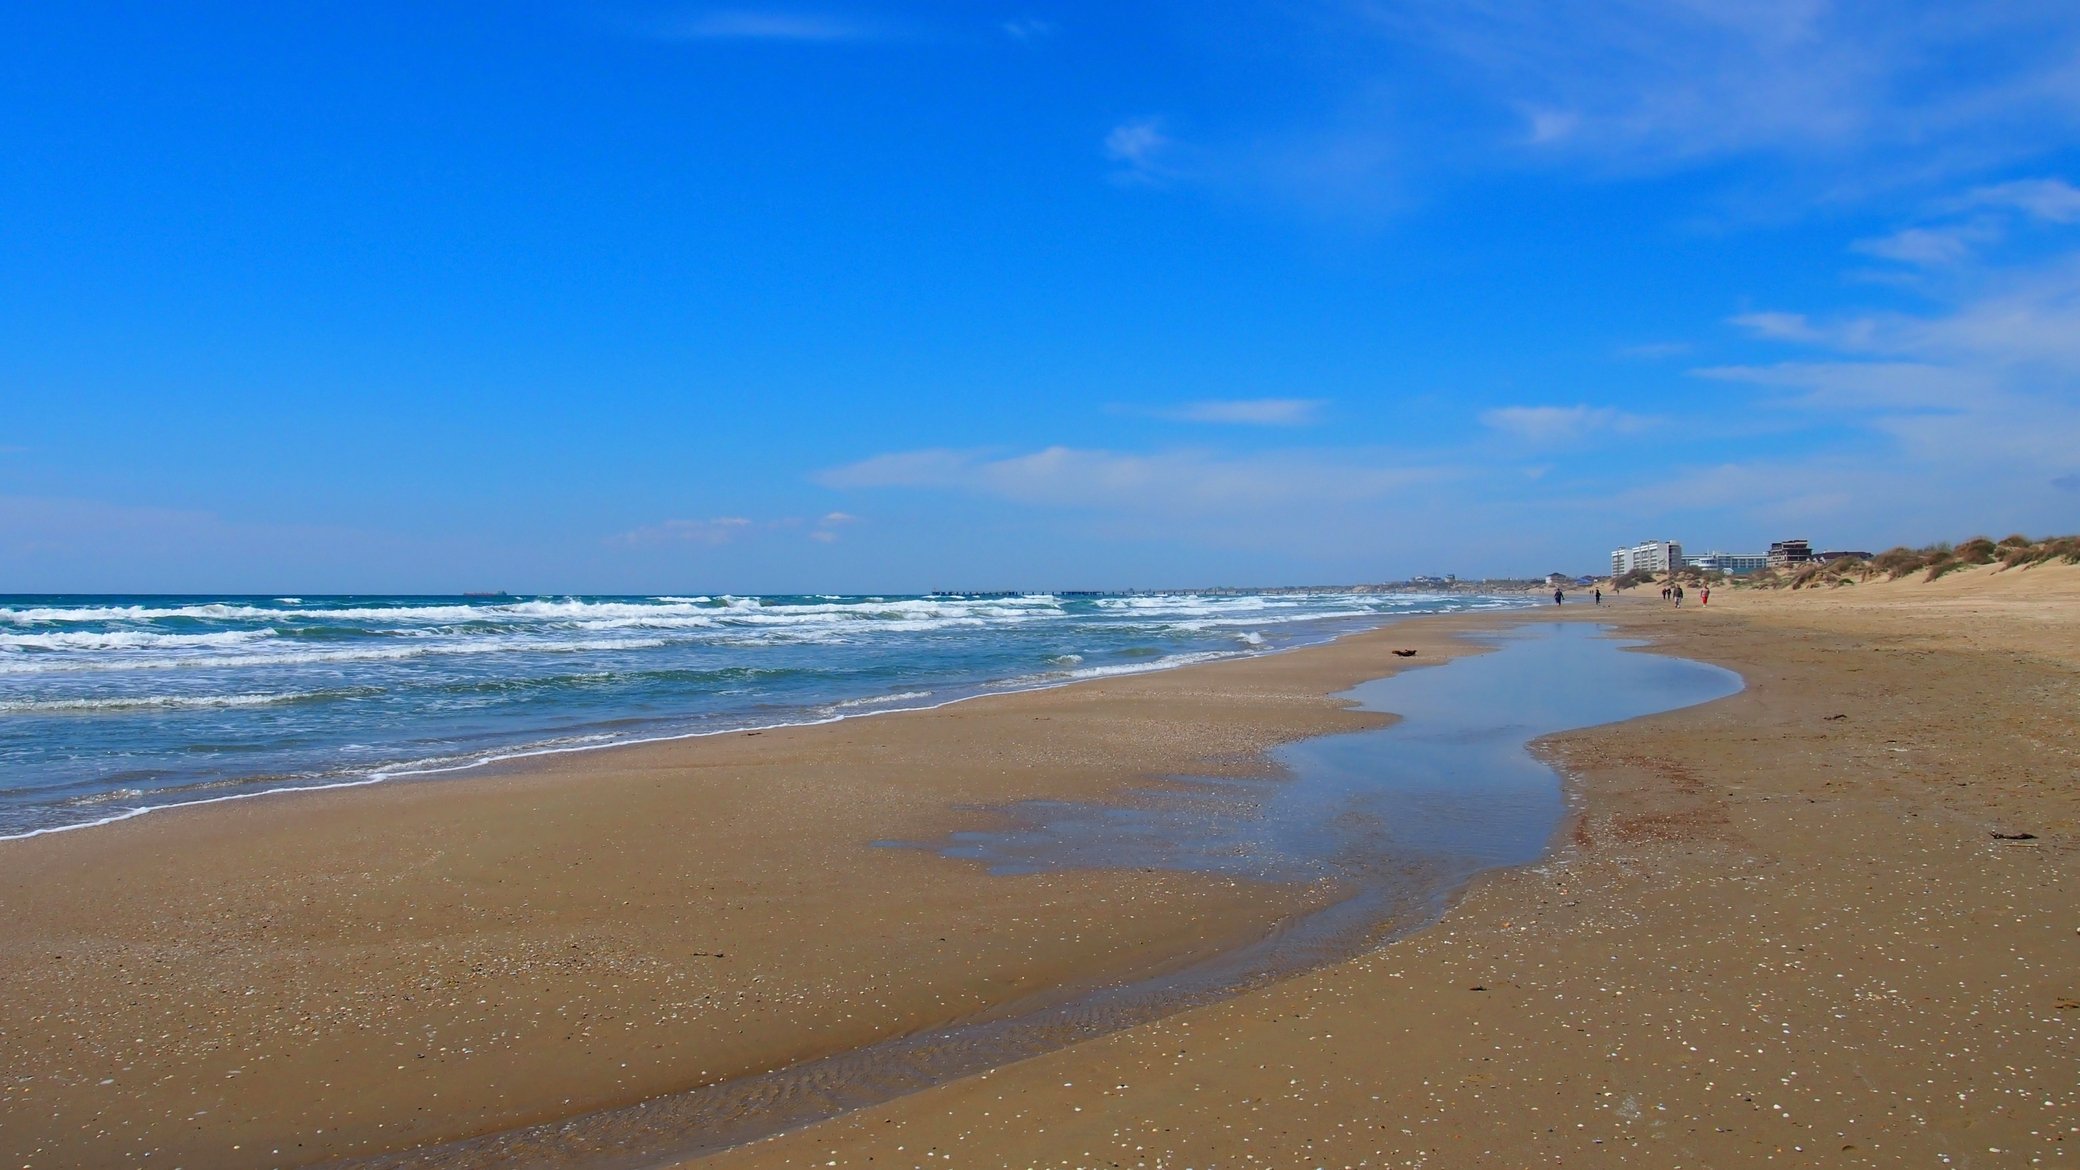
<box><xmin>1750</xmin><ymin>533</ymin><xmax>2080</xmax><ymax>589</ymax></box>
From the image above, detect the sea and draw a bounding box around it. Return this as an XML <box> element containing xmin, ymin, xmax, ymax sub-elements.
<box><xmin>0</xmin><ymin>590</ymin><xmax>1526</xmax><ymax>839</ymax></box>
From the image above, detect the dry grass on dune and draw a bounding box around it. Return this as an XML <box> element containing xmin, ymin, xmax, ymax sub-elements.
<box><xmin>1746</xmin><ymin>531</ymin><xmax>2080</xmax><ymax>590</ymax></box>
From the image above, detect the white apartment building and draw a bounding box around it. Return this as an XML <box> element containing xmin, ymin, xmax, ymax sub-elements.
<box><xmin>1611</xmin><ymin>539</ymin><xmax>1684</xmax><ymax>578</ymax></box>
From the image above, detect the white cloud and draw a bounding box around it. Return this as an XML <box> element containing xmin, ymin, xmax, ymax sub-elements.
<box><xmin>1691</xmin><ymin>361</ymin><xmax>1992</xmax><ymax>410</ymax></box>
<box><xmin>1953</xmin><ymin>177</ymin><xmax>2080</xmax><ymax>223</ymax></box>
<box><xmin>1696</xmin><ymin>238</ymin><xmax>2080</xmax><ymax>535</ymax></box>
<box><xmin>1729</xmin><ymin>309</ymin><xmax>1885</xmax><ymax>351</ymax></box>
<box><xmin>1617</xmin><ymin>341</ymin><xmax>1691</xmax><ymax>360</ymax></box>
<box><xmin>1848</xmin><ymin>176</ymin><xmax>2080</xmax><ymax>268</ymax></box>
<box><xmin>1105</xmin><ymin>117</ymin><xmax>1176</xmax><ymax>185</ymax></box>
<box><xmin>807</xmin><ymin>511</ymin><xmax>857</xmax><ymax>543</ymax></box>
<box><xmin>613</xmin><ymin>512</ymin><xmax>862</xmax><ymax>547</ymax></box>
<box><xmin>1479</xmin><ymin>405</ymin><xmax>1653</xmax><ymax>444</ymax></box>
<box><xmin>1734</xmin><ymin>252</ymin><xmax>2080</xmax><ymax>366</ymax></box>
<box><xmin>611</xmin><ymin>517</ymin><xmax>755</xmax><ymax>546</ymax></box>
<box><xmin>1149</xmin><ymin>398</ymin><xmax>1327</xmax><ymax>426</ymax></box>
<box><xmin>817</xmin><ymin>445</ymin><xmax>1442</xmax><ymax>512</ymax></box>
<box><xmin>655</xmin><ymin>10</ymin><xmax>880</xmax><ymax>42</ymax></box>
<box><xmin>1729</xmin><ymin>310</ymin><xmax>1825</xmax><ymax>343</ymax></box>
<box><xmin>1002</xmin><ymin>18</ymin><xmax>1053</xmax><ymax>41</ymax></box>
<box><xmin>1522</xmin><ymin>107</ymin><xmax>1581</xmax><ymax>146</ymax></box>
<box><xmin>1603</xmin><ymin>459</ymin><xmax>1867</xmax><ymax>525</ymax></box>
<box><xmin>1851</xmin><ymin>223</ymin><xmax>1998</xmax><ymax>266</ymax></box>
<box><xmin>1087</xmin><ymin>5</ymin><xmax>2080</xmax><ymax>219</ymax></box>
<box><xmin>1370</xmin><ymin>1</ymin><xmax>2080</xmax><ymax>173</ymax></box>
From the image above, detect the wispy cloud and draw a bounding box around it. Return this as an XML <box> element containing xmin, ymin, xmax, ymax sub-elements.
<box><xmin>1851</xmin><ymin>222</ymin><xmax>1999</xmax><ymax>267</ymax></box>
<box><xmin>1112</xmin><ymin>6</ymin><xmax>2080</xmax><ymax>219</ymax></box>
<box><xmin>1372</xmin><ymin>2</ymin><xmax>2080</xmax><ymax>174</ymax></box>
<box><xmin>612</xmin><ymin>512</ymin><xmax>861</xmax><ymax>547</ymax></box>
<box><xmin>1729</xmin><ymin>310</ymin><xmax>1872</xmax><ymax>348</ymax></box>
<box><xmin>1692</xmin><ymin>361</ymin><xmax>1991</xmax><ymax>411</ymax></box>
<box><xmin>1951</xmin><ymin>177</ymin><xmax>2080</xmax><ymax>223</ymax></box>
<box><xmin>1479</xmin><ymin>405</ymin><xmax>1653</xmax><ymax>444</ymax></box>
<box><xmin>1694</xmin><ymin>217</ymin><xmax>2080</xmax><ymax>533</ymax></box>
<box><xmin>1143</xmin><ymin>398</ymin><xmax>1327</xmax><ymax>426</ymax></box>
<box><xmin>653</xmin><ymin>10</ymin><xmax>883</xmax><ymax>43</ymax></box>
<box><xmin>1617</xmin><ymin>341</ymin><xmax>1691</xmax><ymax>360</ymax></box>
<box><xmin>1105</xmin><ymin>117</ymin><xmax>1177</xmax><ymax>185</ymax></box>
<box><xmin>1848</xmin><ymin>175</ymin><xmax>2080</xmax><ymax>269</ymax></box>
<box><xmin>808</xmin><ymin>511</ymin><xmax>858</xmax><ymax>543</ymax></box>
<box><xmin>1734</xmin><ymin>250</ymin><xmax>2080</xmax><ymax>365</ymax></box>
<box><xmin>1002</xmin><ymin>18</ymin><xmax>1053</xmax><ymax>41</ymax></box>
<box><xmin>611</xmin><ymin>517</ymin><xmax>756</xmax><ymax>546</ymax></box>
<box><xmin>818</xmin><ymin>445</ymin><xmax>1442</xmax><ymax>512</ymax></box>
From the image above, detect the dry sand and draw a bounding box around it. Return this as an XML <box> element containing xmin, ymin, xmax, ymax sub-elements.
<box><xmin>5</xmin><ymin>566</ymin><xmax>2077</xmax><ymax>1169</ymax></box>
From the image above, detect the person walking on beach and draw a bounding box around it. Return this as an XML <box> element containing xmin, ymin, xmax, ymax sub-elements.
<box><xmin>1553</xmin><ymin>587</ymin><xmax>1565</xmax><ymax>605</ymax></box>
<box><xmin>1674</xmin><ymin>584</ymin><xmax>1684</xmax><ymax>607</ymax></box>
<box><xmin>1594</xmin><ymin>588</ymin><xmax>1602</xmax><ymax>605</ymax></box>
<box><xmin>1701</xmin><ymin>584</ymin><xmax>1710</xmax><ymax>606</ymax></box>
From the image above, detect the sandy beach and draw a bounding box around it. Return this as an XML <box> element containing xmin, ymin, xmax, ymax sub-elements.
<box><xmin>0</xmin><ymin>613</ymin><xmax>1494</xmax><ymax>1168</ymax></box>
<box><xmin>5</xmin><ymin>566</ymin><xmax>2078</xmax><ymax>1169</ymax></box>
<box><xmin>694</xmin><ymin>563</ymin><xmax>2080</xmax><ymax>1170</ymax></box>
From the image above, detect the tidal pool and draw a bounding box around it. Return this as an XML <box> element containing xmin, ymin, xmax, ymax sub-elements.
<box><xmin>942</xmin><ymin>620</ymin><xmax>1742</xmax><ymax>889</ymax></box>
<box><xmin>351</xmin><ymin>622</ymin><xmax>1740</xmax><ymax>1169</ymax></box>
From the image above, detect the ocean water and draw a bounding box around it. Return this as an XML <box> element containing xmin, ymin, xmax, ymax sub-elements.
<box><xmin>0</xmin><ymin>590</ymin><xmax>1526</xmax><ymax>838</ymax></box>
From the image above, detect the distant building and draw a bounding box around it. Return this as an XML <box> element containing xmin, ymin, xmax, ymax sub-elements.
<box><xmin>1767</xmin><ymin>539</ymin><xmax>1814</xmax><ymax>568</ymax></box>
<box><xmin>1611</xmin><ymin>539</ymin><xmax>1684</xmax><ymax>578</ymax></box>
<box><xmin>1816</xmin><ymin>549</ymin><xmax>1872</xmax><ymax>563</ymax></box>
<box><xmin>1684</xmin><ymin>551</ymin><xmax>1770</xmax><ymax>575</ymax></box>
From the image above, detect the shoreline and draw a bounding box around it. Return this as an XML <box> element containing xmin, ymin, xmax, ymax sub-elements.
<box><xmin>691</xmin><ymin>565</ymin><xmax>2080</xmax><ymax>1169</ymax></box>
<box><xmin>14</xmin><ymin>566</ymin><xmax>2070</xmax><ymax>1169</ymax></box>
<box><xmin>329</xmin><ymin>617</ymin><xmax>1732</xmax><ymax>1169</ymax></box>
<box><xmin>1</xmin><ymin>606</ymin><xmax>1529</xmax><ymax>1169</ymax></box>
<box><xmin>0</xmin><ymin>600</ymin><xmax>1530</xmax><ymax>844</ymax></box>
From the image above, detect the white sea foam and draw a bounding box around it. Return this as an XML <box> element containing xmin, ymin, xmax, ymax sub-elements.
<box><xmin>0</xmin><ymin>635</ymin><xmax>671</xmax><ymax>674</ymax></box>
<box><xmin>1161</xmin><ymin>608</ymin><xmax>1381</xmax><ymax>632</ymax></box>
<box><xmin>0</xmin><ymin>593</ymin><xmax>1078</xmax><ymax>629</ymax></box>
<box><xmin>828</xmin><ymin>690</ymin><xmax>933</xmax><ymax>710</ymax></box>
<box><xmin>1004</xmin><ymin>650</ymin><xmax>1238</xmax><ymax>687</ymax></box>
<box><xmin>0</xmin><ymin>629</ymin><xmax>273</xmax><ymax>651</ymax></box>
<box><xmin>0</xmin><ymin>691</ymin><xmax>338</xmax><ymax>713</ymax></box>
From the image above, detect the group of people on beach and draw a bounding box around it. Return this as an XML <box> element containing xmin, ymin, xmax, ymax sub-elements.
<box><xmin>1659</xmin><ymin>582</ymin><xmax>1709</xmax><ymax>606</ymax></box>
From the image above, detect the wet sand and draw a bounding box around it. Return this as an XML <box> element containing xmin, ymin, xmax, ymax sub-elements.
<box><xmin>7</xmin><ymin>566</ymin><xmax>2077</xmax><ymax>1169</ymax></box>
<box><xmin>692</xmin><ymin>563</ymin><xmax>2080</xmax><ymax>1169</ymax></box>
<box><xmin>0</xmin><ymin>613</ymin><xmax>1499</xmax><ymax>1169</ymax></box>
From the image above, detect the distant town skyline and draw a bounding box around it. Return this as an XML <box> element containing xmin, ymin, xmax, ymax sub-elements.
<box><xmin>4</xmin><ymin>3</ymin><xmax>2079</xmax><ymax>593</ymax></box>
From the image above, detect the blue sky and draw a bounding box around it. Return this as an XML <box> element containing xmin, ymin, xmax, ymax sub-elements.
<box><xmin>4</xmin><ymin>2</ymin><xmax>2078</xmax><ymax>592</ymax></box>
